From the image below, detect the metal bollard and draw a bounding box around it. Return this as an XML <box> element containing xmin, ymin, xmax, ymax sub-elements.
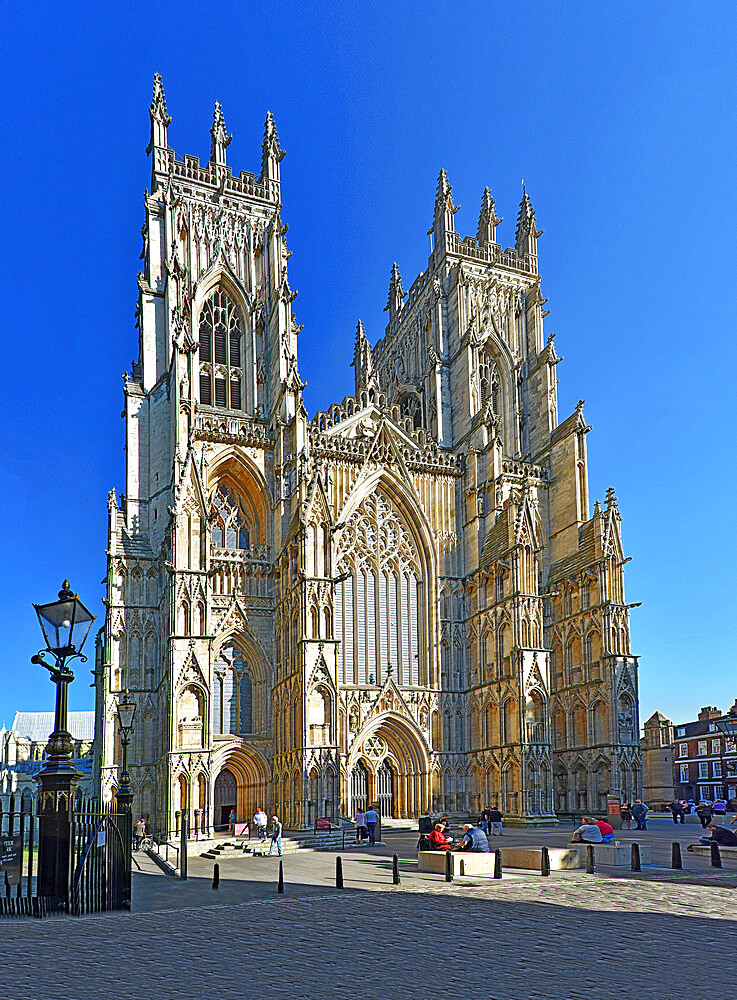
<box><xmin>586</xmin><ymin>844</ymin><xmax>595</xmax><ymax>874</ymax></box>
<box><xmin>494</xmin><ymin>849</ymin><xmax>502</xmax><ymax>880</ymax></box>
<box><xmin>631</xmin><ymin>842</ymin><xmax>641</xmax><ymax>872</ymax></box>
<box><xmin>671</xmin><ymin>842</ymin><xmax>682</xmax><ymax>870</ymax></box>
<box><xmin>212</xmin><ymin>863</ymin><xmax>220</xmax><ymax>890</ymax></box>
<box><xmin>710</xmin><ymin>842</ymin><xmax>722</xmax><ymax>869</ymax></box>
<box><xmin>278</xmin><ymin>859</ymin><xmax>284</xmax><ymax>892</ymax></box>
<box><xmin>540</xmin><ymin>846</ymin><xmax>550</xmax><ymax>876</ymax></box>
<box><xmin>392</xmin><ymin>853</ymin><xmax>400</xmax><ymax>885</ymax></box>
<box><xmin>336</xmin><ymin>855</ymin><xmax>344</xmax><ymax>888</ymax></box>
<box><xmin>444</xmin><ymin>850</ymin><xmax>453</xmax><ymax>883</ymax></box>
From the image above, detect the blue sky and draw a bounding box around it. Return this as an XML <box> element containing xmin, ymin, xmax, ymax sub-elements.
<box><xmin>0</xmin><ymin>2</ymin><xmax>735</xmax><ymax>727</ymax></box>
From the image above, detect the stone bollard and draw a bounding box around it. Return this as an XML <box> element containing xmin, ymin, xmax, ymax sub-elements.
<box><xmin>541</xmin><ymin>846</ymin><xmax>551</xmax><ymax>877</ymax></box>
<box><xmin>631</xmin><ymin>843</ymin><xmax>641</xmax><ymax>872</ymax></box>
<box><xmin>710</xmin><ymin>842</ymin><xmax>722</xmax><ymax>868</ymax></box>
<box><xmin>212</xmin><ymin>863</ymin><xmax>220</xmax><ymax>890</ymax></box>
<box><xmin>586</xmin><ymin>845</ymin><xmax>595</xmax><ymax>874</ymax></box>
<box><xmin>336</xmin><ymin>855</ymin><xmax>344</xmax><ymax>888</ymax></box>
<box><xmin>392</xmin><ymin>854</ymin><xmax>400</xmax><ymax>885</ymax></box>
<box><xmin>444</xmin><ymin>850</ymin><xmax>453</xmax><ymax>883</ymax></box>
<box><xmin>671</xmin><ymin>842</ymin><xmax>682</xmax><ymax>870</ymax></box>
<box><xmin>278</xmin><ymin>859</ymin><xmax>284</xmax><ymax>893</ymax></box>
<box><xmin>494</xmin><ymin>849</ymin><xmax>502</xmax><ymax>880</ymax></box>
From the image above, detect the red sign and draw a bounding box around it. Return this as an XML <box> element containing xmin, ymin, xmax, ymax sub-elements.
<box><xmin>315</xmin><ymin>817</ymin><xmax>331</xmax><ymax>831</ymax></box>
<box><xmin>608</xmin><ymin>803</ymin><xmax>621</xmax><ymax>815</ymax></box>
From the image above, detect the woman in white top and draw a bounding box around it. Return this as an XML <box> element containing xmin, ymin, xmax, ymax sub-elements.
<box><xmin>355</xmin><ymin>809</ymin><xmax>366</xmax><ymax>843</ymax></box>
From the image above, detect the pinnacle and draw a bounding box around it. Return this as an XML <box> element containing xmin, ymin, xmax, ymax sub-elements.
<box><xmin>150</xmin><ymin>72</ymin><xmax>171</xmax><ymax>126</ymax></box>
<box><xmin>262</xmin><ymin>109</ymin><xmax>285</xmax><ymax>162</ymax></box>
<box><xmin>211</xmin><ymin>101</ymin><xmax>232</xmax><ymax>147</ymax></box>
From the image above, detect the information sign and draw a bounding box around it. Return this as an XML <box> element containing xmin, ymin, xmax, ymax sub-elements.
<box><xmin>0</xmin><ymin>835</ymin><xmax>22</xmax><ymax>887</ymax></box>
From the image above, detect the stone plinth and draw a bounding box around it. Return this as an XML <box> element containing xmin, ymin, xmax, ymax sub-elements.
<box><xmin>418</xmin><ymin>851</ymin><xmax>496</xmax><ymax>876</ymax></box>
<box><xmin>500</xmin><ymin>846</ymin><xmax>581</xmax><ymax>871</ymax></box>
<box><xmin>573</xmin><ymin>843</ymin><xmax>651</xmax><ymax>866</ymax></box>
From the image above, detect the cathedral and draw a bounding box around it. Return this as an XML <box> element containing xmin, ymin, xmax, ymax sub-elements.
<box><xmin>95</xmin><ymin>76</ymin><xmax>642</xmax><ymax>836</ymax></box>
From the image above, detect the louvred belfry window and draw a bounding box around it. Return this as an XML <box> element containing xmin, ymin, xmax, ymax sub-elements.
<box><xmin>198</xmin><ymin>287</ymin><xmax>243</xmax><ymax>410</ymax></box>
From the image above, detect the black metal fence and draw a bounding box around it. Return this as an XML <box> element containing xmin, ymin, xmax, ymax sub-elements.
<box><xmin>0</xmin><ymin>798</ymin><xmax>131</xmax><ymax>918</ymax></box>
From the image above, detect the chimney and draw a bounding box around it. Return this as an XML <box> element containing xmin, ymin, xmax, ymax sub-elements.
<box><xmin>697</xmin><ymin>706</ymin><xmax>721</xmax><ymax>722</ymax></box>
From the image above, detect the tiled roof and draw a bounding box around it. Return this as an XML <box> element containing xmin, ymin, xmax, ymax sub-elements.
<box><xmin>119</xmin><ymin>531</ymin><xmax>155</xmax><ymax>558</ymax></box>
<box><xmin>11</xmin><ymin>711</ymin><xmax>95</xmax><ymax>742</ymax></box>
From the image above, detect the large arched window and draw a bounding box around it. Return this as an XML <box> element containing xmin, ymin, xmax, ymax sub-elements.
<box><xmin>334</xmin><ymin>491</ymin><xmax>422</xmax><ymax>686</ymax></box>
<box><xmin>209</xmin><ymin>486</ymin><xmax>252</xmax><ymax>553</ymax></box>
<box><xmin>213</xmin><ymin>645</ymin><xmax>254</xmax><ymax>735</ymax></box>
<box><xmin>198</xmin><ymin>287</ymin><xmax>244</xmax><ymax>410</ymax></box>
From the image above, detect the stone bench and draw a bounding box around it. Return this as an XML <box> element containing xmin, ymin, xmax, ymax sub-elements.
<box><xmin>572</xmin><ymin>842</ymin><xmax>651</xmax><ymax>866</ymax></box>
<box><xmin>417</xmin><ymin>846</ymin><xmax>581</xmax><ymax>876</ymax></box>
<box><xmin>687</xmin><ymin>844</ymin><xmax>737</xmax><ymax>865</ymax></box>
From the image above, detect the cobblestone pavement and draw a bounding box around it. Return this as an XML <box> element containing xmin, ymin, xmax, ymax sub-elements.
<box><xmin>2</xmin><ymin>842</ymin><xmax>737</xmax><ymax>1000</ymax></box>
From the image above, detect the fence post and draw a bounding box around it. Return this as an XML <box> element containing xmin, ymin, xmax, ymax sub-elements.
<box><xmin>392</xmin><ymin>854</ymin><xmax>400</xmax><ymax>885</ymax></box>
<box><xmin>671</xmin><ymin>842</ymin><xmax>682</xmax><ymax>870</ymax></box>
<box><xmin>586</xmin><ymin>844</ymin><xmax>595</xmax><ymax>873</ymax></box>
<box><xmin>710</xmin><ymin>842</ymin><xmax>722</xmax><ymax>868</ymax></box>
<box><xmin>541</xmin><ymin>846</ymin><xmax>551</xmax><ymax>877</ymax></box>
<box><xmin>278</xmin><ymin>859</ymin><xmax>284</xmax><ymax>893</ymax></box>
<box><xmin>212</xmin><ymin>863</ymin><xmax>219</xmax><ymax>890</ymax></box>
<box><xmin>444</xmin><ymin>850</ymin><xmax>453</xmax><ymax>883</ymax></box>
<box><xmin>180</xmin><ymin>812</ymin><xmax>188</xmax><ymax>881</ymax></box>
<box><xmin>631</xmin><ymin>842</ymin><xmax>641</xmax><ymax>872</ymax></box>
<box><xmin>494</xmin><ymin>849</ymin><xmax>502</xmax><ymax>880</ymax></box>
<box><xmin>336</xmin><ymin>855</ymin><xmax>344</xmax><ymax>888</ymax></box>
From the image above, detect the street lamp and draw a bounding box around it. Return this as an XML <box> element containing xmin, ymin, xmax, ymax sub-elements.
<box><xmin>116</xmin><ymin>698</ymin><xmax>137</xmax><ymax>811</ymax></box>
<box><xmin>32</xmin><ymin>580</ymin><xmax>96</xmax><ymax>904</ymax></box>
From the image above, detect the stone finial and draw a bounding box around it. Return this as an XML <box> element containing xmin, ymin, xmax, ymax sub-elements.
<box><xmin>605</xmin><ymin>487</ymin><xmax>618</xmax><ymax>511</ymax></box>
<box><xmin>477</xmin><ymin>186</ymin><xmax>502</xmax><ymax>246</ymax></box>
<box><xmin>147</xmin><ymin>73</ymin><xmax>171</xmax><ymax>154</ymax></box>
<box><xmin>384</xmin><ymin>262</ymin><xmax>405</xmax><ymax>320</ymax></box>
<box><xmin>260</xmin><ymin>110</ymin><xmax>285</xmax><ymax>188</ymax></box>
<box><xmin>352</xmin><ymin>320</ymin><xmax>379</xmax><ymax>395</ymax></box>
<box><xmin>515</xmin><ymin>185</ymin><xmax>543</xmax><ymax>258</ymax></box>
<box><xmin>210</xmin><ymin>101</ymin><xmax>232</xmax><ymax>167</ymax></box>
<box><xmin>431</xmin><ymin>169</ymin><xmax>459</xmax><ymax>244</ymax></box>
<box><xmin>593</xmin><ymin>499</ymin><xmax>602</xmax><ymax>516</ymax></box>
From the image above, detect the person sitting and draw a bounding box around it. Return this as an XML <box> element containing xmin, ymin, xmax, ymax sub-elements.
<box><xmin>595</xmin><ymin>818</ymin><xmax>615</xmax><ymax>842</ymax></box>
<box><xmin>455</xmin><ymin>823</ymin><xmax>491</xmax><ymax>852</ymax></box>
<box><xmin>428</xmin><ymin>822</ymin><xmax>453</xmax><ymax>851</ymax></box>
<box><xmin>697</xmin><ymin>823</ymin><xmax>737</xmax><ymax>848</ymax></box>
<box><xmin>571</xmin><ymin>817</ymin><xmax>604</xmax><ymax>843</ymax></box>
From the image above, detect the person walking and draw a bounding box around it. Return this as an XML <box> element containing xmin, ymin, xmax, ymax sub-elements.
<box><xmin>667</xmin><ymin>799</ymin><xmax>685</xmax><ymax>824</ymax></box>
<box><xmin>254</xmin><ymin>807</ymin><xmax>268</xmax><ymax>842</ymax></box>
<box><xmin>134</xmin><ymin>817</ymin><xmax>146</xmax><ymax>850</ymax></box>
<box><xmin>354</xmin><ymin>808</ymin><xmax>366</xmax><ymax>844</ymax></box>
<box><xmin>488</xmin><ymin>806</ymin><xmax>503</xmax><ymax>836</ymax></box>
<box><xmin>480</xmin><ymin>807</ymin><xmax>492</xmax><ymax>835</ymax></box>
<box><xmin>364</xmin><ymin>806</ymin><xmax>380</xmax><ymax>846</ymax></box>
<box><xmin>695</xmin><ymin>801</ymin><xmax>713</xmax><ymax>829</ymax></box>
<box><xmin>268</xmin><ymin>815</ymin><xmax>283</xmax><ymax>856</ymax></box>
<box><xmin>632</xmin><ymin>799</ymin><xmax>649</xmax><ymax>831</ymax></box>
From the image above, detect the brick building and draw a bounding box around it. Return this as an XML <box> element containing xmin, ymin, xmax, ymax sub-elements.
<box><xmin>672</xmin><ymin>704</ymin><xmax>737</xmax><ymax>804</ymax></box>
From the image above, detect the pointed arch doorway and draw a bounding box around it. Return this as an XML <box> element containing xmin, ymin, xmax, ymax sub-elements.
<box><xmin>214</xmin><ymin>768</ymin><xmax>237</xmax><ymax>830</ymax></box>
<box><xmin>377</xmin><ymin>760</ymin><xmax>395</xmax><ymax>818</ymax></box>
<box><xmin>349</xmin><ymin>714</ymin><xmax>429</xmax><ymax>819</ymax></box>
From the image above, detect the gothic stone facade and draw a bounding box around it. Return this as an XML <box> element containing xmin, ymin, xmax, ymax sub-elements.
<box><xmin>96</xmin><ymin>77</ymin><xmax>641</xmax><ymax>836</ymax></box>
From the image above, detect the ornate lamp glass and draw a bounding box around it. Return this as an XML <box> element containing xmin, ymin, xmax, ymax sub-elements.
<box><xmin>715</xmin><ymin>718</ymin><xmax>737</xmax><ymax>737</ymax></box>
<box><xmin>33</xmin><ymin>580</ymin><xmax>95</xmax><ymax>658</ymax></box>
<box><xmin>117</xmin><ymin>700</ymin><xmax>137</xmax><ymax>732</ymax></box>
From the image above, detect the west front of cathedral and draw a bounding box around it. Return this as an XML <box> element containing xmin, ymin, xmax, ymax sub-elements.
<box><xmin>95</xmin><ymin>77</ymin><xmax>642</xmax><ymax>835</ymax></box>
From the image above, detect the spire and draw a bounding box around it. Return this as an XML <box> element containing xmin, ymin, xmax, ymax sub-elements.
<box><xmin>351</xmin><ymin>320</ymin><xmax>379</xmax><ymax>395</ymax></box>
<box><xmin>147</xmin><ymin>73</ymin><xmax>171</xmax><ymax>154</ymax></box>
<box><xmin>515</xmin><ymin>186</ymin><xmax>543</xmax><ymax>262</ymax></box>
<box><xmin>477</xmin><ymin>186</ymin><xmax>502</xmax><ymax>246</ymax></box>
<box><xmin>210</xmin><ymin>101</ymin><xmax>232</xmax><ymax>167</ymax></box>
<box><xmin>384</xmin><ymin>262</ymin><xmax>405</xmax><ymax>321</ymax></box>
<box><xmin>431</xmin><ymin>169</ymin><xmax>459</xmax><ymax>247</ymax></box>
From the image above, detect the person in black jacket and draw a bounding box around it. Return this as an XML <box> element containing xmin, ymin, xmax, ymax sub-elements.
<box><xmin>667</xmin><ymin>799</ymin><xmax>685</xmax><ymax>824</ymax></box>
<box><xmin>695</xmin><ymin>801</ymin><xmax>713</xmax><ymax>828</ymax></box>
<box><xmin>698</xmin><ymin>824</ymin><xmax>737</xmax><ymax>847</ymax></box>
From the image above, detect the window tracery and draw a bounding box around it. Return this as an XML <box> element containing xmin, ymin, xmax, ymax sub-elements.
<box><xmin>334</xmin><ymin>492</ymin><xmax>422</xmax><ymax>687</ymax></box>
<box><xmin>213</xmin><ymin>645</ymin><xmax>253</xmax><ymax>735</ymax></box>
<box><xmin>209</xmin><ymin>486</ymin><xmax>252</xmax><ymax>552</ymax></box>
<box><xmin>198</xmin><ymin>288</ymin><xmax>243</xmax><ymax>410</ymax></box>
